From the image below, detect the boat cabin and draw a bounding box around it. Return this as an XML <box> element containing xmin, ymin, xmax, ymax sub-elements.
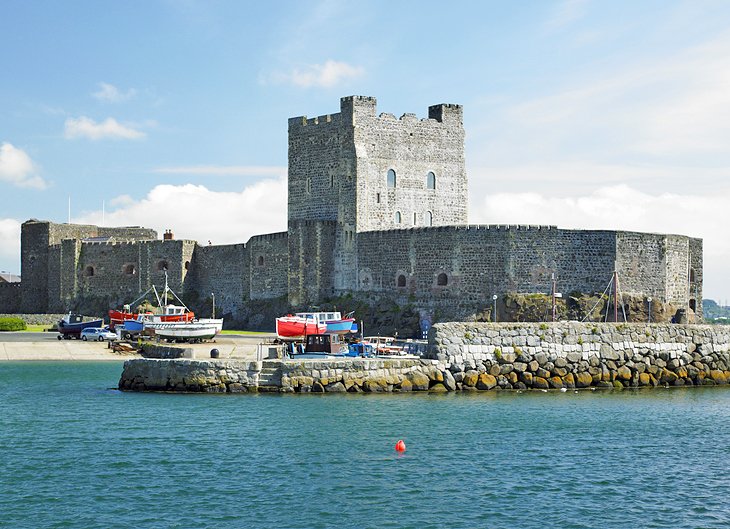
<box><xmin>305</xmin><ymin>333</ymin><xmax>348</xmax><ymax>355</ymax></box>
<box><xmin>295</xmin><ymin>312</ymin><xmax>343</xmax><ymax>324</ymax></box>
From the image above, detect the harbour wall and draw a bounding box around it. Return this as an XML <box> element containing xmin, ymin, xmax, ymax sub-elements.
<box><xmin>430</xmin><ymin>322</ymin><xmax>730</xmax><ymax>390</ymax></box>
<box><xmin>118</xmin><ymin>322</ymin><xmax>730</xmax><ymax>393</ymax></box>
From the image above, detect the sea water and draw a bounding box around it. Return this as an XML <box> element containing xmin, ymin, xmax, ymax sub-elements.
<box><xmin>1</xmin><ymin>362</ymin><xmax>730</xmax><ymax>529</ymax></box>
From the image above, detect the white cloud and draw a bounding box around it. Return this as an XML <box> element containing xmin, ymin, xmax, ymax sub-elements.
<box><xmin>64</xmin><ymin>116</ymin><xmax>146</xmax><ymax>140</ymax></box>
<box><xmin>0</xmin><ymin>143</ymin><xmax>47</xmax><ymax>189</ymax></box>
<box><xmin>470</xmin><ymin>184</ymin><xmax>730</xmax><ymax>300</ymax></box>
<box><xmin>264</xmin><ymin>60</ymin><xmax>364</xmax><ymax>88</ymax></box>
<box><xmin>0</xmin><ymin>218</ymin><xmax>21</xmax><ymax>273</ymax></box>
<box><xmin>74</xmin><ymin>177</ymin><xmax>288</xmax><ymax>247</ymax></box>
<box><xmin>92</xmin><ymin>82</ymin><xmax>137</xmax><ymax>103</ymax></box>
<box><xmin>152</xmin><ymin>165</ymin><xmax>286</xmax><ymax>177</ymax></box>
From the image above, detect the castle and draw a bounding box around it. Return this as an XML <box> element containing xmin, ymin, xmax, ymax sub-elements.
<box><xmin>0</xmin><ymin>96</ymin><xmax>703</xmax><ymax>327</ymax></box>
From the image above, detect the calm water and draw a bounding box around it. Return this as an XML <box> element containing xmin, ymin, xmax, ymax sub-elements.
<box><xmin>2</xmin><ymin>363</ymin><xmax>730</xmax><ymax>529</ymax></box>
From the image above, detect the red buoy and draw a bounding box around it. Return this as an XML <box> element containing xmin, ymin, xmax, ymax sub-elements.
<box><xmin>395</xmin><ymin>439</ymin><xmax>406</xmax><ymax>452</ymax></box>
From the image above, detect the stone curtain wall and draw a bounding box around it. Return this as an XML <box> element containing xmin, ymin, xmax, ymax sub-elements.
<box><xmin>184</xmin><ymin>243</ymin><xmax>248</xmax><ymax>318</ymax></box>
<box><xmin>21</xmin><ymin>220</ymin><xmax>158</xmax><ymax>313</ymax></box>
<box><xmin>247</xmin><ymin>232</ymin><xmax>289</xmax><ymax>300</ymax></box>
<box><xmin>429</xmin><ymin>322</ymin><xmax>730</xmax><ymax>390</ymax></box>
<box><xmin>0</xmin><ymin>284</ymin><xmax>21</xmax><ymax>313</ymax></box>
<box><xmin>352</xmin><ymin>226</ymin><xmax>698</xmax><ymax>321</ymax></box>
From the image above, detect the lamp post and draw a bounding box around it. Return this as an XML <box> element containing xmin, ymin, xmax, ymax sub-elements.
<box><xmin>211</xmin><ymin>292</ymin><xmax>215</xmax><ymax>319</ymax></box>
<box><xmin>492</xmin><ymin>294</ymin><xmax>498</xmax><ymax>323</ymax></box>
<box><xmin>647</xmin><ymin>297</ymin><xmax>652</xmax><ymax>324</ymax></box>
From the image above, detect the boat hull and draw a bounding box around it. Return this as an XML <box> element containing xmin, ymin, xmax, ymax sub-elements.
<box><xmin>324</xmin><ymin>318</ymin><xmax>356</xmax><ymax>335</ymax></box>
<box><xmin>153</xmin><ymin>324</ymin><xmax>218</xmax><ymax>342</ymax></box>
<box><xmin>276</xmin><ymin>317</ymin><xmax>327</xmax><ymax>339</ymax></box>
<box><xmin>58</xmin><ymin>318</ymin><xmax>103</xmax><ymax>335</ymax></box>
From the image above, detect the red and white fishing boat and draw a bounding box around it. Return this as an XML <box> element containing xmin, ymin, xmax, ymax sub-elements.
<box><xmin>275</xmin><ymin>314</ymin><xmax>327</xmax><ymax>339</ymax></box>
<box><xmin>108</xmin><ymin>272</ymin><xmax>194</xmax><ymax>330</ymax></box>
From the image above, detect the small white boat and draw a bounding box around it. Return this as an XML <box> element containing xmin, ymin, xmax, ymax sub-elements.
<box><xmin>152</xmin><ymin>322</ymin><xmax>219</xmax><ymax>342</ymax></box>
<box><xmin>195</xmin><ymin>318</ymin><xmax>224</xmax><ymax>333</ymax></box>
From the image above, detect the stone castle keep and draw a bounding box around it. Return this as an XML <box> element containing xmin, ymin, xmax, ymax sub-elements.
<box><xmin>0</xmin><ymin>96</ymin><xmax>703</xmax><ymax>328</ymax></box>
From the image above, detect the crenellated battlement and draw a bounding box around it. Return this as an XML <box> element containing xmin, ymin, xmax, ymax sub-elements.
<box><xmin>248</xmin><ymin>231</ymin><xmax>288</xmax><ymax>242</ymax></box>
<box><xmin>361</xmin><ymin>224</ymin><xmax>558</xmax><ymax>236</ymax></box>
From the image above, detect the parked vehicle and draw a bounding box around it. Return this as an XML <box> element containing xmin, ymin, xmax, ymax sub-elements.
<box><xmin>80</xmin><ymin>327</ymin><xmax>117</xmax><ymax>342</ymax></box>
<box><xmin>57</xmin><ymin>313</ymin><xmax>103</xmax><ymax>340</ymax></box>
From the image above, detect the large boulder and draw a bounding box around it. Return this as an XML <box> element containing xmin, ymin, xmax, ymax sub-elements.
<box><xmin>476</xmin><ymin>373</ymin><xmax>497</xmax><ymax>390</ymax></box>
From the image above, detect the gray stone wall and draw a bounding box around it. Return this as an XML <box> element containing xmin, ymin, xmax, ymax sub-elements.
<box><xmin>0</xmin><ymin>283</ymin><xmax>21</xmax><ymax>313</ymax></box>
<box><xmin>429</xmin><ymin>321</ymin><xmax>730</xmax><ymax>389</ymax></box>
<box><xmin>288</xmin><ymin>220</ymin><xmax>337</xmax><ymax>306</ymax></box>
<box><xmin>118</xmin><ymin>322</ymin><xmax>730</xmax><ymax>393</ymax></box>
<box><xmin>248</xmin><ymin>232</ymin><xmax>289</xmax><ymax>300</ymax></box>
<box><xmin>350</xmin><ymin>225</ymin><xmax>698</xmax><ymax>322</ymax></box>
<box><xmin>352</xmin><ymin>100</ymin><xmax>467</xmax><ymax>233</ymax></box>
<box><xmin>184</xmin><ymin>243</ymin><xmax>248</xmax><ymax>318</ymax></box>
<box><xmin>20</xmin><ymin>220</ymin><xmax>158</xmax><ymax>313</ymax></box>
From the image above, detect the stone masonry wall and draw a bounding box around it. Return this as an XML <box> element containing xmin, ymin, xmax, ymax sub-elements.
<box><xmin>352</xmin><ymin>99</ymin><xmax>467</xmax><ymax>233</ymax></box>
<box><xmin>183</xmin><ymin>243</ymin><xmax>248</xmax><ymax>319</ymax></box>
<box><xmin>0</xmin><ymin>283</ymin><xmax>21</xmax><ymax>313</ymax></box>
<box><xmin>118</xmin><ymin>321</ymin><xmax>730</xmax><ymax>393</ymax></box>
<box><xmin>429</xmin><ymin>322</ymin><xmax>730</xmax><ymax>390</ymax></box>
<box><xmin>352</xmin><ymin>226</ymin><xmax>698</xmax><ymax>322</ymax></box>
<box><xmin>247</xmin><ymin>232</ymin><xmax>289</xmax><ymax>300</ymax></box>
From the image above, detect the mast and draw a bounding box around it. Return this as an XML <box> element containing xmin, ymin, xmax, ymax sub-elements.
<box><xmin>613</xmin><ymin>270</ymin><xmax>618</xmax><ymax>323</ymax></box>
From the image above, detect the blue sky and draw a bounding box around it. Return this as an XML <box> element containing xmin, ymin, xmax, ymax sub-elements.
<box><xmin>2</xmin><ymin>0</ymin><xmax>730</xmax><ymax>301</ymax></box>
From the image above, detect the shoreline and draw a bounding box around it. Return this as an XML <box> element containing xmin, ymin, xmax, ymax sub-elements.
<box><xmin>0</xmin><ymin>333</ymin><xmax>267</xmax><ymax>362</ymax></box>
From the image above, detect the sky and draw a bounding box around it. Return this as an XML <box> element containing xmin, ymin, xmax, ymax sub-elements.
<box><xmin>1</xmin><ymin>0</ymin><xmax>730</xmax><ymax>302</ymax></box>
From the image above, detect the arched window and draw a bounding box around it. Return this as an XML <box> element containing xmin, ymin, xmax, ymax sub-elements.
<box><xmin>258</xmin><ymin>255</ymin><xmax>265</xmax><ymax>266</ymax></box>
<box><xmin>184</xmin><ymin>261</ymin><xmax>190</xmax><ymax>270</ymax></box>
<box><xmin>306</xmin><ymin>177</ymin><xmax>312</xmax><ymax>194</ymax></box>
<box><xmin>157</xmin><ymin>260</ymin><xmax>168</xmax><ymax>271</ymax></box>
<box><xmin>123</xmin><ymin>264</ymin><xmax>136</xmax><ymax>276</ymax></box>
<box><xmin>84</xmin><ymin>265</ymin><xmax>95</xmax><ymax>277</ymax></box>
<box><xmin>426</xmin><ymin>211</ymin><xmax>433</xmax><ymax>226</ymax></box>
<box><xmin>437</xmin><ymin>272</ymin><xmax>448</xmax><ymax>286</ymax></box>
<box><xmin>395</xmin><ymin>211</ymin><xmax>401</xmax><ymax>224</ymax></box>
<box><xmin>387</xmin><ymin>169</ymin><xmax>396</xmax><ymax>188</ymax></box>
<box><xmin>330</xmin><ymin>174</ymin><xmax>335</xmax><ymax>188</ymax></box>
<box><xmin>427</xmin><ymin>171</ymin><xmax>436</xmax><ymax>190</ymax></box>
<box><xmin>413</xmin><ymin>212</ymin><xmax>417</xmax><ymax>225</ymax></box>
<box><xmin>397</xmin><ymin>274</ymin><xmax>406</xmax><ymax>287</ymax></box>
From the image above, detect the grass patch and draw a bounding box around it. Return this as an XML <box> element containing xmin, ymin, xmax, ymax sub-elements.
<box><xmin>20</xmin><ymin>324</ymin><xmax>51</xmax><ymax>332</ymax></box>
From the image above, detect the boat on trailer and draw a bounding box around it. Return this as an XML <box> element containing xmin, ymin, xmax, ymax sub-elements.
<box><xmin>108</xmin><ymin>272</ymin><xmax>194</xmax><ymax>330</ymax></box>
<box><xmin>57</xmin><ymin>313</ymin><xmax>103</xmax><ymax>339</ymax></box>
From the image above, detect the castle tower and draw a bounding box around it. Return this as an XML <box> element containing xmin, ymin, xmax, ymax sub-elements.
<box><xmin>287</xmin><ymin>96</ymin><xmax>467</xmax><ymax>303</ymax></box>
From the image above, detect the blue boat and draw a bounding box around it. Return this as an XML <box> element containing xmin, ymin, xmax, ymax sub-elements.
<box><xmin>57</xmin><ymin>313</ymin><xmax>103</xmax><ymax>339</ymax></box>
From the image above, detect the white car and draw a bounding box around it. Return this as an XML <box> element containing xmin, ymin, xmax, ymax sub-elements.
<box><xmin>80</xmin><ymin>327</ymin><xmax>117</xmax><ymax>342</ymax></box>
